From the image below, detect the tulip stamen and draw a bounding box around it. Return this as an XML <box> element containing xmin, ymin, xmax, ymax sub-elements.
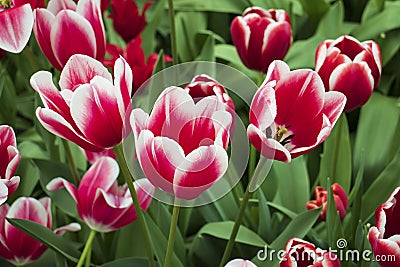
<box><xmin>0</xmin><ymin>0</ymin><xmax>12</xmax><ymax>8</ymax></box>
<box><xmin>274</xmin><ymin>125</ymin><xmax>295</xmax><ymax>147</ymax></box>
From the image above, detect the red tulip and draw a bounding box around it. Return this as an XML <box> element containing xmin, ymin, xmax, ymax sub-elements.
<box><xmin>104</xmin><ymin>36</ymin><xmax>172</xmax><ymax>93</ymax></box>
<box><xmin>0</xmin><ymin>3</ymin><xmax>33</xmax><ymax>53</ymax></box>
<box><xmin>280</xmin><ymin>238</ymin><xmax>340</xmax><ymax>267</ymax></box>
<box><xmin>109</xmin><ymin>0</ymin><xmax>152</xmax><ymax>42</ymax></box>
<box><xmin>31</xmin><ymin>54</ymin><xmax>132</xmax><ymax>152</ymax></box>
<box><xmin>47</xmin><ymin>157</ymin><xmax>154</xmax><ymax>232</ymax></box>
<box><xmin>33</xmin><ymin>0</ymin><xmax>106</xmax><ymax>70</ymax></box>
<box><xmin>306</xmin><ymin>183</ymin><xmax>348</xmax><ymax>221</ymax></box>
<box><xmin>13</xmin><ymin>0</ymin><xmax>44</xmax><ymax>9</ymax></box>
<box><xmin>247</xmin><ymin>60</ymin><xmax>346</xmax><ymax>162</ymax></box>
<box><xmin>0</xmin><ymin>197</ymin><xmax>80</xmax><ymax>265</ymax></box>
<box><xmin>130</xmin><ymin>86</ymin><xmax>232</xmax><ymax>200</ymax></box>
<box><xmin>225</xmin><ymin>259</ymin><xmax>258</xmax><ymax>267</ymax></box>
<box><xmin>0</xmin><ymin>125</ymin><xmax>20</xmax><ymax>205</ymax></box>
<box><xmin>231</xmin><ymin>7</ymin><xmax>292</xmax><ymax>73</ymax></box>
<box><xmin>315</xmin><ymin>35</ymin><xmax>381</xmax><ymax>111</ymax></box>
<box><xmin>368</xmin><ymin>187</ymin><xmax>400</xmax><ymax>267</ymax></box>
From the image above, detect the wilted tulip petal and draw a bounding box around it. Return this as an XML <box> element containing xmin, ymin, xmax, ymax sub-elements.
<box><xmin>0</xmin><ymin>4</ymin><xmax>33</xmax><ymax>53</ymax></box>
<box><xmin>225</xmin><ymin>259</ymin><xmax>258</xmax><ymax>267</ymax></box>
<box><xmin>47</xmin><ymin>157</ymin><xmax>154</xmax><ymax>232</ymax></box>
<box><xmin>231</xmin><ymin>7</ymin><xmax>292</xmax><ymax>73</ymax></box>
<box><xmin>315</xmin><ymin>35</ymin><xmax>381</xmax><ymax>111</ymax></box>
<box><xmin>368</xmin><ymin>187</ymin><xmax>400</xmax><ymax>267</ymax></box>
<box><xmin>247</xmin><ymin>60</ymin><xmax>346</xmax><ymax>162</ymax></box>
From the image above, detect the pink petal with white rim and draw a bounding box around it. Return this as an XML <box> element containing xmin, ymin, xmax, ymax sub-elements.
<box><xmin>0</xmin><ymin>183</ymin><xmax>8</xmax><ymax>205</ymax></box>
<box><xmin>38</xmin><ymin>197</ymin><xmax>52</xmax><ymax>228</ymax></box>
<box><xmin>113</xmin><ymin>56</ymin><xmax>133</xmax><ymax>113</ymax></box>
<box><xmin>134</xmin><ymin>178</ymin><xmax>154</xmax><ymax>211</ymax></box>
<box><xmin>322</xmin><ymin>91</ymin><xmax>346</xmax><ymax>126</ymax></box>
<box><xmin>173</xmin><ymin>145</ymin><xmax>228</xmax><ymax>200</ymax></box>
<box><xmin>315</xmin><ymin>40</ymin><xmax>330</xmax><ymax>71</ymax></box>
<box><xmin>249</xmin><ymin>84</ymin><xmax>276</xmax><ymax>129</ymax></box>
<box><xmin>47</xmin><ymin>0</ymin><xmax>77</xmax><ymax>15</ymax></box>
<box><xmin>136</xmin><ymin>130</ymin><xmax>185</xmax><ymax>194</ymax></box>
<box><xmin>54</xmin><ymin>222</ymin><xmax>81</xmax><ymax>235</ymax></box>
<box><xmin>76</xmin><ymin>0</ymin><xmax>105</xmax><ymax>60</ymax></box>
<box><xmin>224</xmin><ymin>259</ymin><xmax>258</xmax><ymax>267</ymax></box>
<box><xmin>231</xmin><ymin>16</ymin><xmax>250</xmax><ymax>64</ymax></box>
<box><xmin>329</xmin><ymin>62</ymin><xmax>374</xmax><ymax>111</ymax></box>
<box><xmin>50</xmin><ymin>10</ymin><xmax>96</xmax><ymax>68</ymax></box>
<box><xmin>5</xmin><ymin>146</ymin><xmax>21</xmax><ymax>179</ymax></box>
<box><xmin>70</xmin><ymin>80</ymin><xmax>123</xmax><ymax>149</ymax></box>
<box><xmin>130</xmin><ymin>108</ymin><xmax>149</xmax><ymax>138</ymax></box>
<box><xmin>59</xmin><ymin>54</ymin><xmax>112</xmax><ymax>91</ymax></box>
<box><xmin>363</xmin><ymin>40</ymin><xmax>382</xmax><ymax>73</ymax></box>
<box><xmin>212</xmin><ymin>110</ymin><xmax>232</xmax><ymax>148</ymax></box>
<box><xmin>46</xmin><ymin>177</ymin><xmax>78</xmax><ymax>203</ymax></box>
<box><xmin>263</xmin><ymin>60</ymin><xmax>290</xmax><ymax>85</ymax></box>
<box><xmin>354</xmin><ymin>49</ymin><xmax>381</xmax><ymax>87</ymax></box>
<box><xmin>3</xmin><ymin>176</ymin><xmax>19</xmax><ymax>197</ymax></box>
<box><xmin>36</xmin><ymin>107</ymin><xmax>101</xmax><ymax>151</ymax></box>
<box><xmin>0</xmin><ymin>4</ymin><xmax>33</xmax><ymax>53</ymax></box>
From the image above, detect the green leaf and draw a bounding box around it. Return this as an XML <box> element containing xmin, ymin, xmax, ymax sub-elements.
<box><xmin>173</xmin><ymin>0</ymin><xmax>248</xmax><ymax>14</ymax></box>
<box><xmin>326</xmin><ymin>179</ymin><xmax>343</xmax><ymax>247</ymax></box>
<box><xmin>361</xmin><ymin>0</ymin><xmax>385</xmax><ymax>22</ymax></box>
<box><xmin>285</xmin><ymin>35</ymin><xmax>326</xmax><ymax>69</ymax></box>
<box><xmin>9</xmin><ymin>159</ymin><xmax>40</xmax><ymax>201</ymax></box>
<box><xmin>270</xmin><ymin>208</ymin><xmax>321</xmax><ymax>250</ymax></box>
<box><xmin>7</xmin><ymin>218</ymin><xmax>81</xmax><ymax>263</ymax></box>
<box><xmin>101</xmin><ymin>258</ymin><xmax>156</xmax><ymax>267</ymax></box>
<box><xmin>318</xmin><ymin>115</ymin><xmax>352</xmax><ymax>192</ymax></box>
<box><xmin>0</xmin><ymin>67</ymin><xmax>17</xmax><ymax>126</ymax></box>
<box><xmin>195</xmin><ymin>34</ymin><xmax>215</xmax><ymax>61</ymax></box>
<box><xmin>298</xmin><ymin>0</ymin><xmax>330</xmax><ymax>24</ymax></box>
<box><xmin>258</xmin><ymin>189</ymin><xmax>273</xmax><ymax>243</ymax></box>
<box><xmin>142</xmin><ymin>0</ymin><xmax>167</xmax><ymax>55</ymax></box>
<box><xmin>377</xmin><ymin>29</ymin><xmax>400</xmax><ymax>66</ymax></box>
<box><xmin>316</xmin><ymin>1</ymin><xmax>347</xmax><ymax>38</ymax></box>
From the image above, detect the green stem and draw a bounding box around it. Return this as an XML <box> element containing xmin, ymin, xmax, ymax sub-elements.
<box><xmin>248</xmin><ymin>145</ymin><xmax>257</xmax><ymax>181</ymax></box>
<box><xmin>77</xmin><ymin>230</ymin><xmax>96</xmax><ymax>267</ymax></box>
<box><xmin>85</xmin><ymin>241</ymin><xmax>92</xmax><ymax>267</ymax></box>
<box><xmin>164</xmin><ymin>200</ymin><xmax>180</xmax><ymax>267</ymax></box>
<box><xmin>113</xmin><ymin>145</ymin><xmax>155</xmax><ymax>267</ymax></box>
<box><xmin>167</xmin><ymin>0</ymin><xmax>178</xmax><ymax>65</ymax></box>
<box><xmin>62</xmin><ymin>139</ymin><xmax>80</xmax><ymax>184</ymax></box>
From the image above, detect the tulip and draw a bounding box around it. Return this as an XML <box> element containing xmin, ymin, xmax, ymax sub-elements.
<box><xmin>0</xmin><ymin>197</ymin><xmax>80</xmax><ymax>266</ymax></box>
<box><xmin>109</xmin><ymin>0</ymin><xmax>152</xmax><ymax>42</ymax></box>
<box><xmin>247</xmin><ymin>60</ymin><xmax>346</xmax><ymax>162</ymax></box>
<box><xmin>280</xmin><ymin>238</ymin><xmax>340</xmax><ymax>267</ymax></box>
<box><xmin>368</xmin><ymin>187</ymin><xmax>400</xmax><ymax>267</ymax></box>
<box><xmin>33</xmin><ymin>0</ymin><xmax>105</xmax><ymax>70</ymax></box>
<box><xmin>47</xmin><ymin>157</ymin><xmax>154</xmax><ymax>232</ymax></box>
<box><xmin>82</xmin><ymin>148</ymin><xmax>115</xmax><ymax>164</ymax></box>
<box><xmin>31</xmin><ymin>54</ymin><xmax>132</xmax><ymax>152</ymax></box>
<box><xmin>225</xmin><ymin>259</ymin><xmax>258</xmax><ymax>267</ymax></box>
<box><xmin>130</xmin><ymin>85</ymin><xmax>232</xmax><ymax>200</ymax></box>
<box><xmin>104</xmin><ymin>36</ymin><xmax>172</xmax><ymax>93</ymax></box>
<box><xmin>306</xmin><ymin>183</ymin><xmax>348</xmax><ymax>221</ymax></box>
<box><xmin>0</xmin><ymin>3</ymin><xmax>33</xmax><ymax>53</ymax></box>
<box><xmin>0</xmin><ymin>125</ymin><xmax>21</xmax><ymax>205</ymax></box>
<box><xmin>315</xmin><ymin>35</ymin><xmax>381</xmax><ymax>111</ymax></box>
<box><xmin>231</xmin><ymin>7</ymin><xmax>292</xmax><ymax>73</ymax></box>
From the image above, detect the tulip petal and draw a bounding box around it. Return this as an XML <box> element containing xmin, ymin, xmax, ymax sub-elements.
<box><xmin>173</xmin><ymin>145</ymin><xmax>228</xmax><ymax>200</ymax></box>
<box><xmin>46</xmin><ymin>177</ymin><xmax>78</xmax><ymax>203</ymax></box>
<box><xmin>50</xmin><ymin>10</ymin><xmax>96</xmax><ymax>68</ymax></box>
<box><xmin>54</xmin><ymin>222</ymin><xmax>81</xmax><ymax>235</ymax></box>
<box><xmin>224</xmin><ymin>259</ymin><xmax>258</xmax><ymax>267</ymax></box>
<box><xmin>0</xmin><ymin>126</ymin><xmax>18</xmax><ymax>179</ymax></box>
<box><xmin>113</xmin><ymin>56</ymin><xmax>133</xmax><ymax>113</ymax></box>
<box><xmin>47</xmin><ymin>0</ymin><xmax>77</xmax><ymax>14</ymax></box>
<box><xmin>354</xmin><ymin>49</ymin><xmax>381</xmax><ymax>88</ymax></box>
<box><xmin>130</xmin><ymin>108</ymin><xmax>149</xmax><ymax>138</ymax></box>
<box><xmin>33</xmin><ymin>9</ymin><xmax>63</xmax><ymax>70</ymax></box>
<box><xmin>70</xmin><ymin>80</ymin><xmax>123</xmax><ymax>149</ymax></box>
<box><xmin>322</xmin><ymin>91</ymin><xmax>346</xmax><ymax>127</ymax></box>
<box><xmin>249</xmin><ymin>84</ymin><xmax>276</xmax><ymax>129</ymax></box>
<box><xmin>0</xmin><ymin>182</ymin><xmax>8</xmax><ymax>206</ymax></box>
<box><xmin>134</xmin><ymin>178</ymin><xmax>154</xmax><ymax>211</ymax></box>
<box><xmin>59</xmin><ymin>54</ymin><xmax>112</xmax><ymax>91</ymax></box>
<box><xmin>263</xmin><ymin>60</ymin><xmax>290</xmax><ymax>85</ymax></box>
<box><xmin>0</xmin><ymin>4</ymin><xmax>33</xmax><ymax>53</ymax></box>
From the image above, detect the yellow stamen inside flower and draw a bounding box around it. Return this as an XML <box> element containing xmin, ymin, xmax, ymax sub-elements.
<box><xmin>275</xmin><ymin>125</ymin><xmax>288</xmax><ymax>142</ymax></box>
<box><xmin>0</xmin><ymin>0</ymin><xmax>12</xmax><ymax>8</ymax></box>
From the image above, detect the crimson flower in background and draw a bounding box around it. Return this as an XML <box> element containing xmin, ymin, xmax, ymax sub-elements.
<box><xmin>31</xmin><ymin>54</ymin><xmax>132</xmax><ymax>152</ymax></box>
<box><xmin>315</xmin><ymin>35</ymin><xmax>382</xmax><ymax>111</ymax></box>
<box><xmin>224</xmin><ymin>259</ymin><xmax>258</xmax><ymax>267</ymax></box>
<box><xmin>109</xmin><ymin>0</ymin><xmax>152</xmax><ymax>42</ymax></box>
<box><xmin>0</xmin><ymin>2</ymin><xmax>33</xmax><ymax>53</ymax></box>
<box><xmin>368</xmin><ymin>187</ymin><xmax>400</xmax><ymax>267</ymax></box>
<box><xmin>14</xmin><ymin>0</ymin><xmax>44</xmax><ymax>8</ymax></box>
<box><xmin>280</xmin><ymin>238</ymin><xmax>340</xmax><ymax>267</ymax></box>
<box><xmin>0</xmin><ymin>197</ymin><xmax>80</xmax><ymax>266</ymax></box>
<box><xmin>104</xmin><ymin>36</ymin><xmax>172</xmax><ymax>93</ymax></box>
<box><xmin>247</xmin><ymin>60</ymin><xmax>346</xmax><ymax>162</ymax></box>
<box><xmin>33</xmin><ymin>0</ymin><xmax>106</xmax><ymax>70</ymax></box>
<box><xmin>47</xmin><ymin>157</ymin><xmax>154</xmax><ymax>232</ymax></box>
<box><xmin>131</xmin><ymin>86</ymin><xmax>232</xmax><ymax>200</ymax></box>
<box><xmin>82</xmin><ymin>148</ymin><xmax>115</xmax><ymax>164</ymax></box>
<box><xmin>231</xmin><ymin>7</ymin><xmax>292</xmax><ymax>73</ymax></box>
<box><xmin>306</xmin><ymin>183</ymin><xmax>348</xmax><ymax>221</ymax></box>
<box><xmin>0</xmin><ymin>125</ymin><xmax>21</xmax><ymax>205</ymax></box>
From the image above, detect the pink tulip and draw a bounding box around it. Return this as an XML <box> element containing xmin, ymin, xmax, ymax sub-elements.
<box><xmin>247</xmin><ymin>60</ymin><xmax>346</xmax><ymax>162</ymax></box>
<box><xmin>368</xmin><ymin>187</ymin><xmax>400</xmax><ymax>267</ymax></box>
<box><xmin>315</xmin><ymin>35</ymin><xmax>381</xmax><ymax>111</ymax></box>
<box><xmin>104</xmin><ymin>36</ymin><xmax>172</xmax><ymax>93</ymax></box>
<box><xmin>306</xmin><ymin>183</ymin><xmax>348</xmax><ymax>221</ymax></box>
<box><xmin>47</xmin><ymin>157</ymin><xmax>154</xmax><ymax>232</ymax></box>
<box><xmin>31</xmin><ymin>54</ymin><xmax>132</xmax><ymax>152</ymax></box>
<box><xmin>82</xmin><ymin>148</ymin><xmax>115</xmax><ymax>164</ymax></box>
<box><xmin>231</xmin><ymin>7</ymin><xmax>292</xmax><ymax>73</ymax></box>
<box><xmin>109</xmin><ymin>0</ymin><xmax>152</xmax><ymax>42</ymax></box>
<box><xmin>225</xmin><ymin>259</ymin><xmax>258</xmax><ymax>267</ymax></box>
<box><xmin>280</xmin><ymin>238</ymin><xmax>340</xmax><ymax>267</ymax></box>
<box><xmin>33</xmin><ymin>0</ymin><xmax>105</xmax><ymax>70</ymax></box>
<box><xmin>0</xmin><ymin>125</ymin><xmax>21</xmax><ymax>205</ymax></box>
<box><xmin>0</xmin><ymin>3</ymin><xmax>33</xmax><ymax>53</ymax></box>
<box><xmin>0</xmin><ymin>197</ymin><xmax>80</xmax><ymax>266</ymax></box>
<box><xmin>130</xmin><ymin>86</ymin><xmax>232</xmax><ymax>200</ymax></box>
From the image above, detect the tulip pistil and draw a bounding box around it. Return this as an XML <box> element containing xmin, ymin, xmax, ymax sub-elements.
<box><xmin>275</xmin><ymin>125</ymin><xmax>294</xmax><ymax>146</ymax></box>
<box><xmin>0</xmin><ymin>0</ymin><xmax>12</xmax><ymax>8</ymax></box>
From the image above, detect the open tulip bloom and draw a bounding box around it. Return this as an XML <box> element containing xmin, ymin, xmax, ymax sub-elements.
<box><xmin>31</xmin><ymin>54</ymin><xmax>132</xmax><ymax>152</ymax></box>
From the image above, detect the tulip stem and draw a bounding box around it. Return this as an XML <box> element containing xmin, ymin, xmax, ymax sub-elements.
<box><xmin>62</xmin><ymin>139</ymin><xmax>80</xmax><ymax>184</ymax></box>
<box><xmin>113</xmin><ymin>145</ymin><xmax>155</xmax><ymax>267</ymax></box>
<box><xmin>85</xmin><ymin>241</ymin><xmax>92</xmax><ymax>267</ymax></box>
<box><xmin>164</xmin><ymin>199</ymin><xmax>181</xmax><ymax>267</ymax></box>
<box><xmin>168</xmin><ymin>0</ymin><xmax>178</xmax><ymax>65</ymax></box>
<box><xmin>77</xmin><ymin>229</ymin><xmax>96</xmax><ymax>267</ymax></box>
